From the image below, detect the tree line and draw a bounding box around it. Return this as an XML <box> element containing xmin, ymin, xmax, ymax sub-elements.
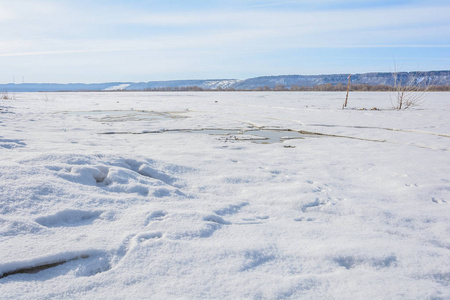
<box><xmin>143</xmin><ymin>83</ymin><xmax>450</xmax><ymax>92</ymax></box>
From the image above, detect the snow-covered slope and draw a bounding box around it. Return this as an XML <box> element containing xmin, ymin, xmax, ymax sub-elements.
<box><xmin>103</xmin><ymin>84</ymin><xmax>131</xmax><ymax>91</ymax></box>
<box><xmin>0</xmin><ymin>92</ymin><xmax>449</xmax><ymax>299</ymax></box>
<box><xmin>201</xmin><ymin>79</ymin><xmax>242</xmax><ymax>89</ymax></box>
<box><xmin>126</xmin><ymin>79</ymin><xmax>242</xmax><ymax>90</ymax></box>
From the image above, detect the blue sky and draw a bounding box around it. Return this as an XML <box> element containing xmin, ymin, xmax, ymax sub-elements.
<box><xmin>0</xmin><ymin>0</ymin><xmax>449</xmax><ymax>83</ymax></box>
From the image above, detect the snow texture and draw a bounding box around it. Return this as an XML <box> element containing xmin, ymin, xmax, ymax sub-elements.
<box><xmin>0</xmin><ymin>91</ymin><xmax>449</xmax><ymax>299</ymax></box>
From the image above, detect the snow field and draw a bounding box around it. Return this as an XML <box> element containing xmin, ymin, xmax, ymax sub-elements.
<box><xmin>0</xmin><ymin>92</ymin><xmax>449</xmax><ymax>299</ymax></box>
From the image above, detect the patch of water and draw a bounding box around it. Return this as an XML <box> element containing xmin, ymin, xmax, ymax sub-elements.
<box><xmin>190</xmin><ymin>129</ymin><xmax>307</xmax><ymax>144</ymax></box>
<box><xmin>99</xmin><ymin>128</ymin><xmax>319</xmax><ymax>144</ymax></box>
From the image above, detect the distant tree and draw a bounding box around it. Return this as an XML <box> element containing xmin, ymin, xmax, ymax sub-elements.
<box><xmin>273</xmin><ymin>84</ymin><xmax>286</xmax><ymax>91</ymax></box>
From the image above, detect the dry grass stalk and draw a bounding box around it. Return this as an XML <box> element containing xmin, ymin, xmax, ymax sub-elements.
<box><xmin>342</xmin><ymin>74</ymin><xmax>351</xmax><ymax>109</ymax></box>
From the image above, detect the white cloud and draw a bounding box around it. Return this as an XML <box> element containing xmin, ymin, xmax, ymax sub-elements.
<box><xmin>0</xmin><ymin>1</ymin><xmax>449</xmax><ymax>82</ymax></box>
<box><xmin>1</xmin><ymin>1</ymin><xmax>449</xmax><ymax>46</ymax></box>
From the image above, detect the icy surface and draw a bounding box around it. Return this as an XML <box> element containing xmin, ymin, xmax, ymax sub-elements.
<box><xmin>0</xmin><ymin>92</ymin><xmax>449</xmax><ymax>299</ymax></box>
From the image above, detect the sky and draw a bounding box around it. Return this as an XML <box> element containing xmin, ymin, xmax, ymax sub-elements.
<box><xmin>0</xmin><ymin>0</ymin><xmax>449</xmax><ymax>83</ymax></box>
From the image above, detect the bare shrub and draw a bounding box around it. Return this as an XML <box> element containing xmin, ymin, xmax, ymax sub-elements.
<box><xmin>1</xmin><ymin>91</ymin><xmax>9</xmax><ymax>100</ymax></box>
<box><xmin>391</xmin><ymin>71</ymin><xmax>432</xmax><ymax>110</ymax></box>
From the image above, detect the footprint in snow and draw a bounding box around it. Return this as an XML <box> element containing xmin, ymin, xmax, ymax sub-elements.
<box><xmin>432</xmin><ymin>197</ymin><xmax>447</xmax><ymax>204</ymax></box>
<box><xmin>332</xmin><ymin>254</ymin><xmax>397</xmax><ymax>270</ymax></box>
<box><xmin>0</xmin><ymin>138</ymin><xmax>26</xmax><ymax>149</ymax></box>
<box><xmin>300</xmin><ymin>197</ymin><xmax>338</xmax><ymax>212</ymax></box>
<box><xmin>214</xmin><ymin>202</ymin><xmax>249</xmax><ymax>216</ymax></box>
<box><xmin>235</xmin><ymin>216</ymin><xmax>269</xmax><ymax>225</ymax></box>
<box><xmin>294</xmin><ymin>217</ymin><xmax>315</xmax><ymax>222</ymax></box>
<box><xmin>301</xmin><ymin>199</ymin><xmax>323</xmax><ymax>212</ymax></box>
<box><xmin>124</xmin><ymin>158</ymin><xmax>181</xmax><ymax>187</ymax></box>
<box><xmin>108</xmin><ymin>231</ymin><xmax>164</xmax><ymax>268</ymax></box>
<box><xmin>203</xmin><ymin>214</ymin><xmax>231</xmax><ymax>225</ymax></box>
<box><xmin>240</xmin><ymin>248</ymin><xmax>277</xmax><ymax>272</ymax></box>
<box><xmin>135</xmin><ymin>232</ymin><xmax>163</xmax><ymax>243</ymax></box>
<box><xmin>144</xmin><ymin>210</ymin><xmax>167</xmax><ymax>226</ymax></box>
<box><xmin>35</xmin><ymin>209</ymin><xmax>104</xmax><ymax>228</ymax></box>
<box><xmin>168</xmin><ymin>214</ymin><xmax>231</xmax><ymax>240</ymax></box>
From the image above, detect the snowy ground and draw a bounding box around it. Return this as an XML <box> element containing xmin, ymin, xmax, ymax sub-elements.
<box><xmin>0</xmin><ymin>91</ymin><xmax>449</xmax><ymax>299</ymax></box>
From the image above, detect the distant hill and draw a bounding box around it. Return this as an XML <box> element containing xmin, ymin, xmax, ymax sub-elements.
<box><xmin>1</xmin><ymin>71</ymin><xmax>449</xmax><ymax>92</ymax></box>
<box><xmin>0</xmin><ymin>79</ymin><xmax>241</xmax><ymax>92</ymax></box>
<box><xmin>233</xmin><ymin>71</ymin><xmax>450</xmax><ymax>90</ymax></box>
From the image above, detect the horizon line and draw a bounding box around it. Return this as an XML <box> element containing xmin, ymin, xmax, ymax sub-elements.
<box><xmin>1</xmin><ymin>69</ymin><xmax>449</xmax><ymax>85</ymax></box>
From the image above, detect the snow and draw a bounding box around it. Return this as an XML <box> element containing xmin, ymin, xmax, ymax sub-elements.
<box><xmin>203</xmin><ymin>79</ymin><xmax>243</xmax><ymax>89</ymax></box>
<box><xmin>103</xmin><ymin>84</ymin><xmax>131</xmax><ymax>91</ymax></box>
<box><xmin>0</xmin><ymin>91</ymin><xmax>449</xmax><ymax>299</ymax></box>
